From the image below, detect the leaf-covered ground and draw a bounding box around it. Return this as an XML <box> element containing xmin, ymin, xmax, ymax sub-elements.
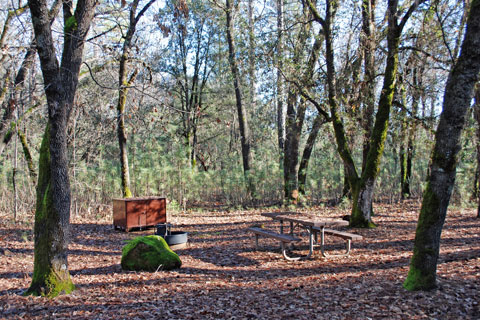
<box><xmin>1</xmin><ymin>201</ymin><xmax>479</xmax><ymax>319</ymax></box>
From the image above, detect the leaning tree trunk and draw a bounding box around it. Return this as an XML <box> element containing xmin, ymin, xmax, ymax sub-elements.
<box><xmin>25</xmin><ymin>0</ymin><xmax>97</xmax><ymax>298</ymax></box>
<box><xmin>298</xmin><ymin>114</ymin><xmax>323</xmax><ymax>195</ymax></box>
<box><xmin>18</xmin><ymin>130</ymin><xmax>37</xmax><ymax>181</ymax></box>
<box><xmin>404</xmin><ymin>0</ymin><xmax>480</xmax><ymax>291</ymax></box>
<box><xmin>225</xmin><ymin>0</ymin><xmax>256</xmax><ymax>200</ymax></box>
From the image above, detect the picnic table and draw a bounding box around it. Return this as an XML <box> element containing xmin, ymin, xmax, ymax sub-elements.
<box><xmin>248</xmin><ymin>211</ymin><xmax>362</xmax><ymax>261</ymax></box>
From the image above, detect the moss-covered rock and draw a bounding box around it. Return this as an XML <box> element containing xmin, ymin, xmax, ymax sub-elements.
<box><xmin>121</xmin><ymin>235</ymin><xmax>181</xmax><ymax>271</ymax></box>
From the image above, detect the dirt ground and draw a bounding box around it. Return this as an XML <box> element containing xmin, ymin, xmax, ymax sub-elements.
<box><xmin>0</xmin><ymin>201</ymin><xmax>479</xmax><ymax>319</ymax></box>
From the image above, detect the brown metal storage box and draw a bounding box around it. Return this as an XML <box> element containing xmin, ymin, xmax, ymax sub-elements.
<box><xmin>113</xmin><ymin>197</ymin><xmax>166</xmax><ymax>232</ymax></box>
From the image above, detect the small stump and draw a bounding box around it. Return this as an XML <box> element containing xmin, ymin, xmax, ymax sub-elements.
<box><xmin>121</xmin><ymin>235</ymin><xmax>182</xmax><ymax>271</ymax></box>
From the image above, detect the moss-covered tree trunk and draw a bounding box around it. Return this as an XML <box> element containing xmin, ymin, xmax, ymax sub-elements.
<box><xmin>306</xmin><ymin>0</ymin><xmax>424</xmax><ymax>227</ymax></box>
<box><xmin>25</xmin><ymin>124</ymin><xmax>74</xmax><ymax>297</ymax></box>
<box><xmin>349</xmin><ymin>7</ymin><xmax>401</xmax><ymax>227</ymax></box>
<box><xmin>18</xmin><ymin>130</ymin><xmax>37</xmax><ymax>182</ymax></box>
<box><xmin>404</xmin><ymin>0</ymin><xmax>480</xmax><ymax>291</ymax></box>
<box><xmin>25</xmin><ymin>0</ymin><xmax>97</xmax><ymax>298</ymax></box>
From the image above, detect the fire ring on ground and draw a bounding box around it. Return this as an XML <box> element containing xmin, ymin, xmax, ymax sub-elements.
<box><xmin>156</xmin><ymin>224</ymin><xmax>188</xmax><ymax>250</ymax></box>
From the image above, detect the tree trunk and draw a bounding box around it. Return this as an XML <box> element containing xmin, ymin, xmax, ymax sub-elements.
<box><xmin>116</xmin><ymin>0</ymin><xmax>156</xmax><ymax>198</ymax></box>
<box><xmin>248</xmin><ymin>0</ymin><xmax>255</xmax><ymax>113</ymax></box>
<box><xmin>282</xmin><ymin>7</ymin><xmax>323</xmax><ymax>202</ymax></box>
<box><xmin>403</xmin><ymin>91</ymin><xmax>419</xmax><ymax>198</ymax></box>
<box><xmin>25</xmin><ymin>124</ymin><xmax>75</xmax><ymax>297</ymax></box>
<box><xmin>404</xmin><ymin>0</ymin><xmax>480</xmax><ymax>291</ymax></box>
<box><xmin>298</xmin><ymin>114</ymin><xmax>324</xmax><ymax>195</ymax></box>
<box><xmin>276</xmin><ymin>0</ymin><xmax>285</xmax><ymax>160</ymax></box>
<box><xmin>399</xmin><ymin>98</ymin><xmax>408</xmax><ymax>199</ymax></box>
<box><xmin>360</xmin><ymin>0</ymin><xmax>376</xmax><ymax>172</ymax></box>
<box><xmin>225</xmin><ymin>0</ymin><xmax>256</xmax><ymax>200</ymax></box>
<box><xmin>475</xmin><ymin>83</ymin><xmax>480</xmax><ymax>218</ymax></box>
<box><xmin>18</xmin><ymin>130</ymin><xmax>37</xmax><ymax>181</ymax></box>
<box><xmin>25</xmin><ymin>0</ymin><xmax>96</xmax><ymax>298</ymax></box>
<box><xmin>350</xmin><ymin>0</ymin><xmax>405</xmax><ymax>228</ymax></box>
<box><xmin>306</xmin><ymin>0</ymin><xmax>423</xmax><ymax>227</ymax></box>
<box><xmin>284</xmin><ymin>93</ymin><xmax>306</xmax><ymax>202</ymax></box>
<box><xmin>117</xmin><ymin>62</ymin><xmax>133</xmax><ymax>198</ymax></box>
<box><xmin>402</xmin><ymin>55</ymin><xmax>423</xmax><ymax>199</ymax></box>
<box><xmin>0</xmin><ymin>98</ymin><xmax>15</xmax><ymax>156</ymax></box>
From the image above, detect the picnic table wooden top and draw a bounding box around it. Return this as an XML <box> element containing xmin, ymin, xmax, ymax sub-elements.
<box><xmin>261</xmin><ymin>211</ymin><xmax>349</xmax><ymax>228</ymax></box>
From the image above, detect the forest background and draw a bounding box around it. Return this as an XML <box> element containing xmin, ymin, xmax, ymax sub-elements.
<box><xmin>0</xmin><ymin>0</ymin><xmax>478</xmax><ymax>220</ymax></box>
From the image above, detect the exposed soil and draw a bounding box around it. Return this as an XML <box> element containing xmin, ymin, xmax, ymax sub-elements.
<box><xmin>1</xmin><ymin>201</ymin><xmax>479</xmax><ymax>319</ymax></box>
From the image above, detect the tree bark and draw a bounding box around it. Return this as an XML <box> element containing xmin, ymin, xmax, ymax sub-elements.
<box><xmin>283</xmin><ymin>7</ymin><xmax>324</xmax><ymax>202</ymax></box>
<box><xmin>360</xmin><ymin>0</ymin><xmax>376</xmax><ymax>172</ymax></box>
<box><xmin>116</xmin><ymin>0</ymin><xmax>157</xmax><ymax>198</ymax></box>
<box><xmin>404</xmin><ymin>0</ymin><xmax>480</xmax><ymax>291</ymax></box>
<box><xmin>399</xmin><ymin>79</ymin><xmax>408</xmax><ymax>199</ymax></box>
<box><xmin>25</xmin><ymin>0</ymin><xmax>97</xmax><ymax>298</ymax></box>
<box><xmin>475</xmin><ymin>83</ymin><xmax>480</xmax><ymax>218</ymax></box>
<box><xmin>248</xmin><ymin>0</ymin><xmax>255</xmax><ymax>114</ymax></box>
<box><xmin>306</xmin><ymin>0</ymin><xmax>424</xmax><ymax>227</ymax></box>
<box><xmin>298</xmin><ymin>114</ymin><xmax>324</xmax><ymax>195</ymax></box>
<box><xmin>402</xmin><ymin>65</ymin><xmax>421</xmax><ymax>199</ymax></box>
<box><xmin>0</xmin><ymin>99</ymin><xmax>15</xmax><ymax>156</ymax></box>
<box><xmin>225</xmin><ymin>0</ymin><xmax>256</xmax><ymax>200</ymax></box>
<box><xmin>350</xmin><ymin>0</ymin><xmax>404</xmax><ymax>227</ymax></box>
<box><xmin>18</xmin><ymin>129</ymin><xmax>37</xmax><ymax>181</ymax></box>
<box><xmin>276</xmin><ymin>0</ymin><xmax>285</xmax><ymax>160</ymax></box>
<box><xmin>284</xmin><ymin>93</ymin><xmax>306</xmax><ymax>202</ymax></box>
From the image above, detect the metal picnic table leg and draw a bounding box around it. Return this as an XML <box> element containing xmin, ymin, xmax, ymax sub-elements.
<box><xmin>305</xmin><ymin>226</ymin><xmax>313</xmax><ymax>259</ymax></box>
<box><xmin>320</xmin><ymin>227</ymin><xmax>352</xmax><ymax>258</ymax></box>
<box><xmin>283</xmin><ymin>225</ymin><xmax>313</xmax><ymax>260</ymax></box>
<box><xmin>320</xmin><ymin>226</ymin><xmax>327</xmax><ymax>257</ymax></box>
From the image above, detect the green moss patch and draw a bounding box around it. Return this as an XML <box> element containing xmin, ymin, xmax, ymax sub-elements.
<box><xmin>121</xmin><ymin>235</ymin><xmax>181</xmax><ymax>272</ymax></box>
<box><xmin>403</xmin><ymin>266</ymin><xmax>437</xmax><ymax>291</ymax></box>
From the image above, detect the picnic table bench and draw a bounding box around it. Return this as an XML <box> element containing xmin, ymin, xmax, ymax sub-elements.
<box><xmin>247</xmin><ymin>227</ymin><xmax>301</xmax><ymax>260</ymax></box>
<box><xmin>247</xmin><ymin>212</ymin><xmax>363</xmax><ymax>261</ymax></box>
<box><xmin>312</xmin><ymin>227</ymin><xmax>363</xmax><ymax>257</ymax></box>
